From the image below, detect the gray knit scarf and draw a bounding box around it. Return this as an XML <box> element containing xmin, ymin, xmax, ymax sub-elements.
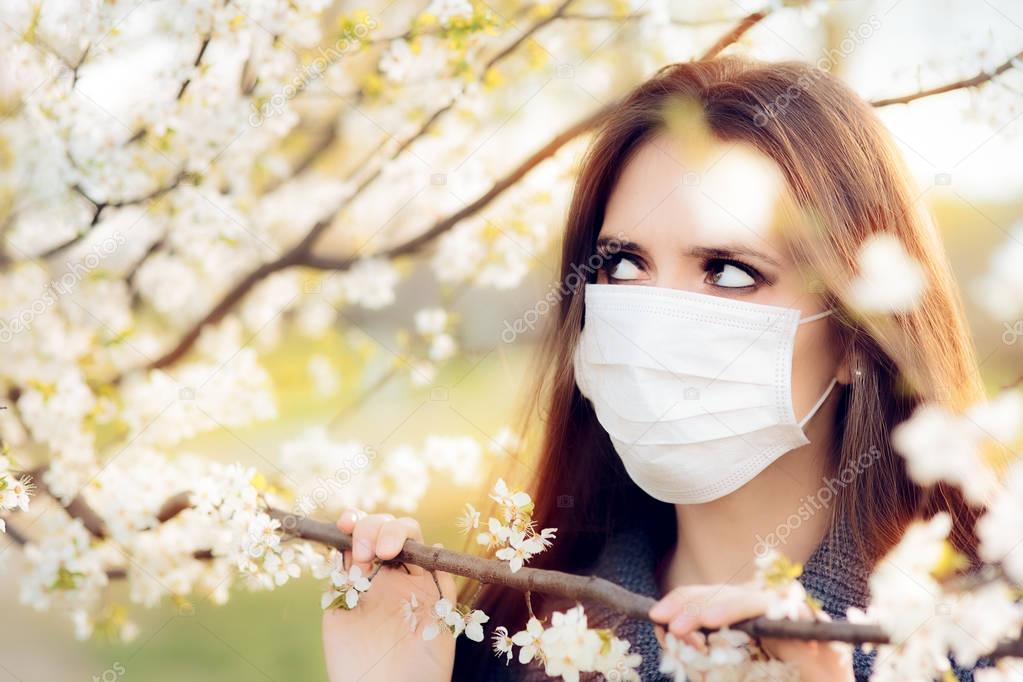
<box><xmin>579</xmin><ymin>517</ymin><xmax>876</xmax><ymax>681</ymax></box>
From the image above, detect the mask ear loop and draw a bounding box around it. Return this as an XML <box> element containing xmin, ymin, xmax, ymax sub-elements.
<box><xmin>795</xmin><ymin>308</ymin><xmax>838</xmax><ymax>427</ymax></box>
<box><xmin>799</xmin><ymin>309</ymin><xmax>833</xmax><ymax>325</ymax></box>
<box><xmin>798</xmin><ymin>377</ymin><xmax>838</xmax><ymax>428</ymax></box>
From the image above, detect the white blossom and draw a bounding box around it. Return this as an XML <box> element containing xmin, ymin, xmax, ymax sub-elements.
<box><xmin>322</xmin><ymin>552</ymin><xmax>372</xmax><ymax>610</ymax></box>
<box><xmin>849</xmin><ymin>234</ymin><xmax>927</xmax><ymax>313</ymax></box>
<box><xmin>401</xmin><ymin>593</ymin><xmax>421</xmax><ymax>632</ymax></box>
<box><xmin>338</xmin><ymin>258</ymin><xmax>400</xmax><ymax>310</ymax></box>
<box><xmin>426</xmin><ymin>0</ymin><xmax>474</xmax><ymax>26</ymax></box>
<box><xmin>511</xmin><ymin>617</ymin><xmax>545</xmax><ymax>664</ymax></box>
<box><xmin>979</xmin><ymin>460</ymin><xmax>1023</xmax><ymax>583</ymax></box>
<box><xmin>893</xmin><ymin>392</ymin><xmax>1022</xmax><ymax>506</ymax></box>
<box><xmin>540</xmin><ymin>606</ymin><xmax>602</xmax><ymax>682</ymax></box>
<box><xmin>492</xmin><ymin>625</ymin><xmax>514</xmax><ymax>664</ymax></box>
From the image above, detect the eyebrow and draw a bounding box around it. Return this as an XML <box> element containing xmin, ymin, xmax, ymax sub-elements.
<box><xmin>688</xmin><ymin>245</ymin><xmax>781</xmax><ymax>268</ymax></box>
<box><xmin>596</xmin><ymin>236</ymin><xmax>648</xmax><ymax>256</ymax></box>
<box><xmin>596</xmin><ymin>237</ymin><xmax>781</xmax><ymax>268</ymax></box>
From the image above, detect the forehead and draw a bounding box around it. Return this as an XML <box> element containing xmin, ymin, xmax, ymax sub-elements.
<box><xmin>599</xmin><ymin>132</ymin><xmax>794</xmax><ymax>259</ymax></box>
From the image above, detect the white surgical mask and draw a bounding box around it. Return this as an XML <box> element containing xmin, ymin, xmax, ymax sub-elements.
<box><xmin>572</xmin><ymin>283</ymin><xmax>837</xmax><ymax>504</ymax></box>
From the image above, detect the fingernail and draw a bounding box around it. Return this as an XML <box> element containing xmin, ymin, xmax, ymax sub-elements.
<box><xmin>354</xmin><ymin>539</ymin><xmax>371</xmax><ymax>561</ymax></box>
<box><xmin>339</xmin><ymin>511</ymin><xmax>354</xmax><ymax>526</ymax></box>
<box><xmin>649</xmin><ymin>600</ymin><xmax>670</xmax><ymax>620</ymax></box>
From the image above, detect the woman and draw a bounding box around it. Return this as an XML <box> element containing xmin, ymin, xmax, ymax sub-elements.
<box><xmin>322</xmin><ymin>57</ymin><xmax>983</xmax><ymax>681</ymax></box>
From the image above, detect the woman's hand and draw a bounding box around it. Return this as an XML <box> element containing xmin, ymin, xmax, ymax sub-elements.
<box><xmin>648</xmin><ymin>583</ymin><xmax>854</xmax><ymax>682</ymax></box>
<box><xmin>322</xmin><ymin>508</ymin><xmax>457</xmax><ymax>682</ymax></box>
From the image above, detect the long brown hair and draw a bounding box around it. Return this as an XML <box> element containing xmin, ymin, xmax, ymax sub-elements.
<box><xmin>461</xmin><ymin>56</ymin><xmax>984</xmax><ymax>673</ymax></box>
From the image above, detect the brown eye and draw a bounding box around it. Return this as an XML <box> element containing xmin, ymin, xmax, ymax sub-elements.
<box><xmin>704</xmin><ymin>259</ymin><xmax>759</xmax><ymax>289</ymax></box>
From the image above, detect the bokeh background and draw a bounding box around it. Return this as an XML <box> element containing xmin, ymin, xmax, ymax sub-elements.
<box><xmin>1</xmin><ymin>0</ymin><xmax>1021</xmax><ymax>680</ymax></box>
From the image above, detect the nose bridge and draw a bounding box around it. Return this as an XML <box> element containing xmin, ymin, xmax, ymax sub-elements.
<box><xmin>647</xmin><ymin>250</ymin><xmax>690</xmax><ymax>291</ymax></box>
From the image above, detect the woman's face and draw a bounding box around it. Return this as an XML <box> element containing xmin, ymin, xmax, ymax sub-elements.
<box><xmin>594</xmin><ymin>132</ymin><xmax>847</xmax><ymax>422</ymax></box>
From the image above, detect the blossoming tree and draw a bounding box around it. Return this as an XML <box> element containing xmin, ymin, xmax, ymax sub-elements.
<box><xmin>1</xmin><ymin>0</ymin><xmax>1022</xmax><ymax>680</ymax></box>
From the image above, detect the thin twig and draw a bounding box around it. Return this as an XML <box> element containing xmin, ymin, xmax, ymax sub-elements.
<box><xmin>176</xmin><ymin>36</ymin><xmax>212</xmax><ymax>101</ymax></box>
<box><xmin>40</xmin><ymin>172</ymin><xmax>190</xmax><ymax>261</ymax></box>
<box><xmin>561</xmin><ymin>11</ymin><xmax>749</xmax><ymax>27</ymax></box>
<box><xmin>699</xmin><ymin>9</ymin><xmax>771</xmax><ymax>61</ymax></box>
<box><xmin>871</xmin><ymin>49</ymin><xmax>1023</xmax><ymax>107</ymax></box>
<box><xmin>2</xmin><ymin>519</ymin><xmax>29</xmax><ymax>546</ymax></box>
<box><xmin>136</xmin><ymin>100</ymin><xmax>613</xmax><ymax>374</ymax></box>
<box><xmin>26</xmin><ymin>467</ymin><xmax>108</xmax><ymax>538</ymax></box>
<box><xmin>468</xmin><ymin>581</ymin><xmax>485</xmax><ymax>608</ymax></box>
<box><xmin>430</xmin><ymin>569</ymin><xmax>444</xmax><ymax>600</ymax></box>
<box><xmin>299</xmin><ymin>101</ymin><xmax>613</xmax><ymax>271</ymax></box>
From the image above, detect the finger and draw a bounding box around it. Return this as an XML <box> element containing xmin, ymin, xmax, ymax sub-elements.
<box><xmin>351</xmin><ymin>513</ymin><xmax>396</xmax><ymax>567</ymax></box>
<box><xmin>654</xmin><ymin>623</ymin><xmax>703</xmax><ymax>650</ymax></box>
<box><xmin>654</xmin><ymin>585</ymin><xmax>775</xmax><ymax>636</ymax></box>
<box><xmin>649</xmin><ymin>585</ymin><xmax>714</xmax><ymax>622</ymax></box>
<box><xmin>681</xmin><ymin>631</ymin><xmax>704</xmax><ymax>648</ymax></box>
<box><xmin>336</xmin><ymin>507</ymin><xmax>364</xmax><ymax>533</ymax></box>
<box><xmin>760</xmin><ymin>636</ymin><xmax>814</xmax><ymax>661</ymax></box>
<box><xmin>760</xmin><ymin>636</ymin><xmax>826</xmax><ymax>669</ymax></box>
<box><xmin>697</xmin><ymin>591</ymin><xmax>773</xmax><ymax>629</ymax></box>
<box><xmin>376</xmin><ymin>517</ymin><xmax>423</xmax><ymax>560</ymax></box>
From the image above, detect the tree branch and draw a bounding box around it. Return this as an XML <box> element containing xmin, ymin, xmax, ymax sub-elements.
<box><xmin>27</xmin><ymin>467</ymin><xmax>108</xmax><ymax>538</ymax></box>
<box><xmin>40</xmin><ymin>171</ymin><xmax>191</xmax><ymax>262</ymax></box>
<box><xmin>298</xmin><ymin>101</ymin><xmax>614</xmax><ymax>271</ymax></box>
<box><xmin>270</xmin><ymin>509</ymin><xmax>892</xmax><ymax>646</ymax></box>
<box><xmin>871</xmin><ymin>49</ymin><xmax>1023</xmax><ymax>107</ymax></box>
<box><xmin>116</xmin><ymin>1</ymin><xmax>1010</xmax><ymax>378</ymax></box>
<box><xmin>699</xmin><ymin>8</ymin><xmax>771</xmax><ymax>61</ymax></box>
<box><xmin>19</xmin><ymin>472</ymin><xmax>1023</xmax><ymax>658</ymax></box>
<box><xmin>176</xmin><ymin>36</ymin><xmax>212</xmax><ymax>101</ymax></box>
<box><xmin>127</xmin><ymin>0</ymin><xmax>585</xmax><ymax>374</ymax></box>
<box><xmin>2</xmin><ymin>519</ymin><xmax>29</xmax><ymax>546</ymax></box>
<box><xmin>561</xmin><ymin>11</ymin><xmax>752</xmax><ymax>27</ymax></box>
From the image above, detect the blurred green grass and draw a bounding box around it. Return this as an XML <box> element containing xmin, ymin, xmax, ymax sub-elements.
<box><xmin>90</xmin><ymin>579</ymin><xmax>329</xmax><ymax>682</ymax></box>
